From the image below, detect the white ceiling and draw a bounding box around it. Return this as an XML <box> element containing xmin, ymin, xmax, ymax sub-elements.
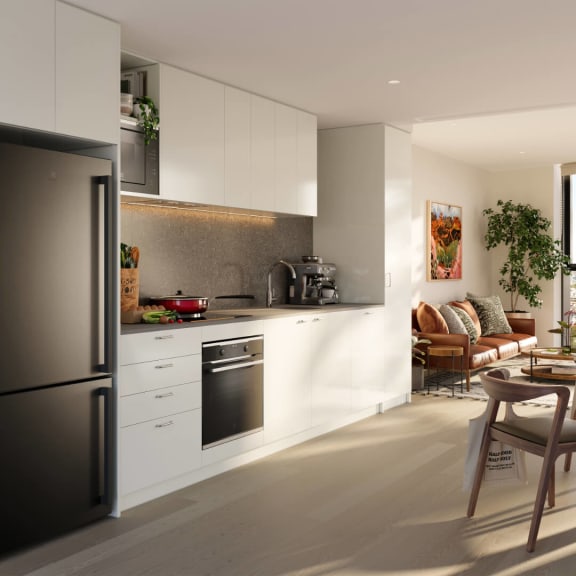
<box><xmin>69</xmin><ymin>0</ymin><xmax>576</xmax><ymax>171</ymax></box>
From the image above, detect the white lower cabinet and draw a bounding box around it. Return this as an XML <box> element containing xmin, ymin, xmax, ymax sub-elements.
<box><xmin>263</xmin><ymin>315</ymin><xmax>312</xmax><ymax>443</ymax></box>
<box><xmin>120</xmin><ymin>410</ymin><xmax>201</xmax><ymax>495</ymax></box>
<box><xmin>119</xmin><ymin>328</ymin><xmax>202</xmax><ymax>498</ymax></box>
<box><xmin>349</xmin><ymin>308</ymin><xmax>387</xmax><ymax>411</ymax></box>
<box><xmin>310</xmin><ymin>312</ymin><xmax>353</xmax><ymax>427</ymax></box>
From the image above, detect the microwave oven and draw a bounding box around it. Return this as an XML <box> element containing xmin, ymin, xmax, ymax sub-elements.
<box><xmin>120</xmin><ymin>117</ymin><xmax>159</xmax><ymax>196</ymax></box>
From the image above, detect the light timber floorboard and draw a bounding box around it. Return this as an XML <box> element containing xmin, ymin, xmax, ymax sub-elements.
<box><xmin>2</xmin><ymin>394</ymin><xmax>576</xmax><ymax>576</ymax></box>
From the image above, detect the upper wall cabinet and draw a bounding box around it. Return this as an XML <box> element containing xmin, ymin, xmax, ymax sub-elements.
<box><xmin>0</xmin><ymin>0</ymin><xmax>55</xmax><ymax>131</ymax></box>
<box><xmin>0</xmin><ymin>1</ymin><xmax>119</xmax><ymax>144</ymax></box>
<box><xmin>159</xmin><ymin>65</ymin><xmax>225</xmax><ymax>205</ymax></box>
<box><xmin>154</xmin><ymin>65</ymin><xmax>317</xmax><ymax>216</ymax></box>
<box><xmin>55</xmin><ymin>2</ymin><xmax>120</xmax><ymax>143</ymax></box>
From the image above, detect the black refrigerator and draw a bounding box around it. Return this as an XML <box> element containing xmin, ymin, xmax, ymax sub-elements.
<box><xmin>0</xmin><ymin>142</ymin><xmax>115</xmax><ymax>554</ymax></box>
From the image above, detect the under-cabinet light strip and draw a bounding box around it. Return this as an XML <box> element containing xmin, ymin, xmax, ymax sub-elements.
<box><xmin>121</xmin><ymin>201</ymin><xmax>278</xmax><ymax>219</ymax></box>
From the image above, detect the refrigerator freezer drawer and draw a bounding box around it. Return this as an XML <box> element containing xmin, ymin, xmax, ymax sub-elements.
<box><xmin>0</xmin><ymin>378</ymin><xmax>113</xmax><ymax>554</ymax></box>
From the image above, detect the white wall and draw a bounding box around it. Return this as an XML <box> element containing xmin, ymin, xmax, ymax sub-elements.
<box><xmin>487</xmin><ymin>166</ymin><xmax>562</xmax><ymax>347</ymax></box>
<box><xmin>411</xmin><ymin>146</ymin><xmax>492</xmax><ymax>308</ymax></box>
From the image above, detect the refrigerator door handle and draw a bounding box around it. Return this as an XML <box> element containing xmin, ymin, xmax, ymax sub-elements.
<box><xmin>97</xmin><ymin>387</ymin><xmax>110</xmax><ymax>505</ymax></box>
<box><xmin>96</xmin><ymin>175</ymin><xmax>112</xmax><ymax>373</ymax></box>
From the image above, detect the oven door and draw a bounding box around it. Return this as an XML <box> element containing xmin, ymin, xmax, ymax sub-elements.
<box><xmin>202</xmin><ymin>339</ymin><xmax>264</xmax><ymax>449</ymax></box>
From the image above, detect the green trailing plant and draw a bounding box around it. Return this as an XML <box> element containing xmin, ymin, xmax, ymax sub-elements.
<box><xmin>134</xmin><ymin>96</ymin><xmax>159</xmax><ymax>145</ymax></box>
<box><xmin>483</xmin><ymin>199</ymin><xmax>570</xmax><ymax>311</ymax></box>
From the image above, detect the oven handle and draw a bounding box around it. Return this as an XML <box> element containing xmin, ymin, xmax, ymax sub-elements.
<box><xmin>204</xmin><ymin>359</ymin><xmax>263</xmax><ymax>374</ymax></box>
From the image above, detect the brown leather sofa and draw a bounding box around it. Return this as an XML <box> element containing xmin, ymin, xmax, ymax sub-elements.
<box><xmin>412</xmin><ymin>303</ymin><xmax>537</xmax><ymax>390</ymax></box>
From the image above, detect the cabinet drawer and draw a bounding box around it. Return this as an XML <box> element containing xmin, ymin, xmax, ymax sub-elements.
<box><xmin>120</xmin><ymin>409</ymin><xmax>201</xmax><ymax>495</ymax></box>
<box><xmin>120</xmin><ymin>328</ymin><xmax>201</xmax><ymax>365</ymax></box>
<box><xmin>119</xmin><ymin>354</ymin><xmax>201</xmax><ymax>396</ymax></box>
<box><xmin>120</xmin><ymin>382</ymin><xmax>201</xmax><ymax>427</ymax></box>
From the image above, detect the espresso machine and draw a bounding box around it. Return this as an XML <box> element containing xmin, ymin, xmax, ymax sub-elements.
<box><xmin>288</xmin><ymin>257</ymin><xmax>339</xmax><ymax>305</ymax></box>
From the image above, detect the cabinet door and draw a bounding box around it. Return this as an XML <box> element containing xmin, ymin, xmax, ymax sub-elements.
<box><xmin>251</xmin><ymin>95</ymin><xmax>275</xmax><ymax>211</ymax></box>
<box><xmin>120</xmin><ymin>409</ymin><xmax>201</xmax><ymax>495</ymax></box>
<box><xmin>297</xmin><ymin>111</ymin><xmax>318</xmax><ymax>216</ymax></box>
<box><xmin>159</xmin><ymin>65</ymin><xmax>225</xmax><ymax>204</ymax></box>
<box><xmin>0</xmin><ymin>0</ymin><xmax>55</xmax><ymax>131</ymax></box>
<box><xmin>310</xmin><ymin>312</ymin><xmax>352</xmax><ymax>426</ymax></box>
<box><xmin>350</xmin><ymin>308</ymin><xmax>387</xmax><ymax>411</ymax></box>
<box><xmin>225</xmin><ymin>87</ymin><xmax>251</xmax><ymax>208</ymax></box>
<box><xmin>55</xmin><ymin>1</ymin><xmax>120</xmax><ymax>143</ymax></box>
<box><xmin>274</xmin><ymin>103</ymin><xmax>299</xmax><ymax>214</ymax></box>
<box><xmin>263</xmin><ymin>316</ymin><xmax>311</xmax><ymax>443</ymax></box>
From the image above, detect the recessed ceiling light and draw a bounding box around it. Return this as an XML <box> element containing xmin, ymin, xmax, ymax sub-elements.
<box><xmin>388</xmin><ymin>79</ymin><xmax>400</xmax><ymax>85</ymax></box>
<box><xmin>519</xmin><ymin>151</ymin><xmax>526</xmax><ymax>155</ymax></box>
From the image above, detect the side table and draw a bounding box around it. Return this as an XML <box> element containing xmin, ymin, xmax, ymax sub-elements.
<box><xmin>427</xmin><ymin>345</ymin><xmax>464</xmax><ymax>397</ymax></box>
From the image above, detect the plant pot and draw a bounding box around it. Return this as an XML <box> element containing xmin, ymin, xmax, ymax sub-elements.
<box><xmin>505</xmin><ymin>311</ymin><xmax>533</xmax><ymax>320</ymax></box>
<box><xmin>412</xmin><ymin>365</ymin><xmax>425</xmax><ymax>391</ymax></box>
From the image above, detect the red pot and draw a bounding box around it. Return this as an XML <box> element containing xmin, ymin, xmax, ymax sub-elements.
<box><xmin>149</xmin><ymin>293</ymin><xmax>209</xmax><ymax>314</ymax></box>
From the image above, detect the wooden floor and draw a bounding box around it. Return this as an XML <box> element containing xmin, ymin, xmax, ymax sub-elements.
<box><xmin>2</xmin><ymin>394</ymin><xmax>576</xmax><ymax>576</ymax></box>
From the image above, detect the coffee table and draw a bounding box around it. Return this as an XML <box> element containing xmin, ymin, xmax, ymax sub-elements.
<box><xmin>520</xmin><ymin>348</ymin><xmax>576</xmax><ymax>383</ymax></box>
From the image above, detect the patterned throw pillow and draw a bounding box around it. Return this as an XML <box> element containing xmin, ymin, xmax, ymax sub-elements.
<box><xmin>439</xmin><ymin>304</ymin><xmax>467</xmax><ymax>335</ymax></box>
<box><xmin>449</xmin><ymin>305</ymin><xmax>479</xmax><ymax>344</ymax></box>
<box><xmin>466</xmin><ymin>293</ymin><xmax>512</xmax><ymax>336</ymax></box>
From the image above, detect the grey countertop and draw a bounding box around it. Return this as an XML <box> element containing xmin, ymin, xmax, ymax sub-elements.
<box><xmin>120</xmin><ymin>303</ymin><xmax>384</xmax><ymax>335</ymax></box>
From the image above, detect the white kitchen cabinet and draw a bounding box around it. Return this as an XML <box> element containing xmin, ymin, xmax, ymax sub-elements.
<box><xmin>250</xmin><ymin>95</ymin><xmax>275</xmax><ymax>212</ymax></box>
<box><xmin>0</xmin><ymin>0</ymin><xmax>55</xmax><ymax>131</ymax></box>
<box><xmin>225</xmin><ymin>87</ymin><xmax>251</xmax><ymax>209</ymax></box>
<box><xmin>55</xmin><ymin>1</ymin><xmax>119</xmax><ymax>143</ymax></box>
<box><xmin>296</xmin><ymin>111</ymin><xmax>318</xmax><ymax>217</ymax></box>
<box><xmin>263</xmin><ymin>315</ymin><xmax>312</xmax><ymax>443</ymax></box>
<box><xmin>159</xmin><ymin>65</ymin><xmax>225</xmax><ymax>204</ymax></box>
<box><xmin>274</xmin><ymin>104</ymin><xmax>317</xmax><ymax>216</ymax></box>
<box><xmin>119</xmin><ymin>328</ymin><xmax>203</xmax><ymax>497</ymax></box>
<box><xmin>0</xmin><ymin>1</ymin><xmax>119</xmax><ymax>142</ymax></box>
<box><xmin>310</xmin><ymin>311</ymin><xmax>353</xmax><ymax>426</ymax></box>
<box><xmin>349</xmin><ymin>308</ymin><xmax>387</xmax><ymax>411</ymax></box>
<box><xmin>120</xmin><ymin>410</ymin><xmax>201</xmax><ymax>496</ymax></box>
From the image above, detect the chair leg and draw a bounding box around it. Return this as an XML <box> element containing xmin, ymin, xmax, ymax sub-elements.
<box><xmin>527</xmin><ymin>451</ymin><xmax>557</xmax><ymax>553</ymax></box>
<box><xmin>564</xmin><ymin>452</ymin><xmax>572</xmax><ymax>472</ymax></box>
<box><xmin>547</xmin><ymin>464</ymin><xmax>555</xmax><ymax>508</ymax></box>
<box><xmin>467</xmin><ymin>428</ymin><xmax>491</xmax><ymax>517</ymax></box>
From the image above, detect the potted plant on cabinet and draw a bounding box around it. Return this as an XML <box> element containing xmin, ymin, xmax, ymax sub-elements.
<box><xmin>133</xmin><ymin>96</ymin><xmax>159</xmax><ymax>146</ymax></box>
<box><xmin>483</xmin><ymin>199</ymin><xmax>570</xmax><ymax>314</ymax></box>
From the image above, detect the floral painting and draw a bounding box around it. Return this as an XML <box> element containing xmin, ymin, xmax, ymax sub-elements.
<box><xmin>427</xmin><ymin>201</ymin><xmax>462</xmax><ymax>281</ymax></box>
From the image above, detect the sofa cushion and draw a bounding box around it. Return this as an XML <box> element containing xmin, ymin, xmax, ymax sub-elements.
<box><xmin>449</xmin><ymin>303</ymin><xmax>479</xmax><ymax>344</ymax></box>
<box><xmin>466</xmin><ymin>293</ymin><xmax>512</xmax><ymax>336</ymax></box>
<box><xmin>416</xmin><ymin>302</ymin><xmax>449</xmax><ymax>334</ymax></box>
<box><xmin>450</xmin><ymin>300</ymin><xmax>482</xmax><ymax>336</ymax></box>
<box><xmin>439</xmin><ymin>304</ymin><xmax>467</xmax><ymax>335</ymax></box>
<box><xmin>477</xmin><ymin>336</ymin><xmax>519</xmax><ymax>359</ymax></box>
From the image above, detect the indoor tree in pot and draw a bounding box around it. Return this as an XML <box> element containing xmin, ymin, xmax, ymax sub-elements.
<box><xmin>483</xmin><ymin>199</ymin><xmax>570</xmax><ymax>313</ymax></box>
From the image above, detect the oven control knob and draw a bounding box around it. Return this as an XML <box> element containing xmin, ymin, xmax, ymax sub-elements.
<box><xmin>243</xmin><ymin>345</ymin><xmax>249</xmax><ymax>352</ymax></box>
<box><xmin>219</xmin><ymin>348</ymin><xmax>225</xmax><ymax>356</ymax></box>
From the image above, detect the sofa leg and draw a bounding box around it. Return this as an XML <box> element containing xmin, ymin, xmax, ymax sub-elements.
<box><xmin>466</xmin><ymin>370</ymin><xmax>471</xmax><ymax>391</ymax></box>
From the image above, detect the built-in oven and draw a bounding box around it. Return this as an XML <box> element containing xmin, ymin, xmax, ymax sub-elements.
<box><xmin>201</xmin><ymin>336</ymin><xmax>264</xmax><ymax>449</ymax></box>
<box><xmin>120</xmin><ymin>117</ymin><xmax>159</xmax><ymax>196</ymax></box>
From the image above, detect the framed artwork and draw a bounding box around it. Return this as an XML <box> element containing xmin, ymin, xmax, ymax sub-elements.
<box><xmin>427</xmin><ymin>201</ymin><xmax>462</xmax><ymax>281</ymax></box>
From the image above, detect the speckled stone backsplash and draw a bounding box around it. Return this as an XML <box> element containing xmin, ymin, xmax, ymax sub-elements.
<box><xmin>121</xmin><ymin>204</ymin><xmax>313</xmax><ymax>308</ymax></box>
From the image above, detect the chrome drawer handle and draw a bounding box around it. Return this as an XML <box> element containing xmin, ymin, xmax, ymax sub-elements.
<box><xmin>296</xmin><ymin>319</ymin><xmax>306</xmax><ymax>324</ymax></box>
<box><xmin>312</xmin><ymin>317</ymin><xmax>321</xmax><ymax>322</ymax></box>
<box><xmin>155</xmin><ymin>363</ymin><xmax>174</xmax><ymax>369</ymax></box>
<box><xmin>155</xmin><ymin>420</ymin><xmax>174</xmax><ymax>428</ymax></box>
<box><xmin>154</xmin><ymin>392</ymin><xmax>175</xmax><ymax>399</ymax></box>
<box><xmin>154</xmin><ymin>334</ymin><xmax>174</xmax><ymax>340</ymax></box>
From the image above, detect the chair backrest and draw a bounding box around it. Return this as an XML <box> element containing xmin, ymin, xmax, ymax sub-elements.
<box><xmin>480</xmin><ymin>371</ymin><xmax>570</xmax><ymax>408</ymax></box>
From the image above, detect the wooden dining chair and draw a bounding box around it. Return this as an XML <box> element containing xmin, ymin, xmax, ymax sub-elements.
<box><xmin>467</xmin><ymin>370</ymin><xmax>576</xmax><ymax>552</ymax></box>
